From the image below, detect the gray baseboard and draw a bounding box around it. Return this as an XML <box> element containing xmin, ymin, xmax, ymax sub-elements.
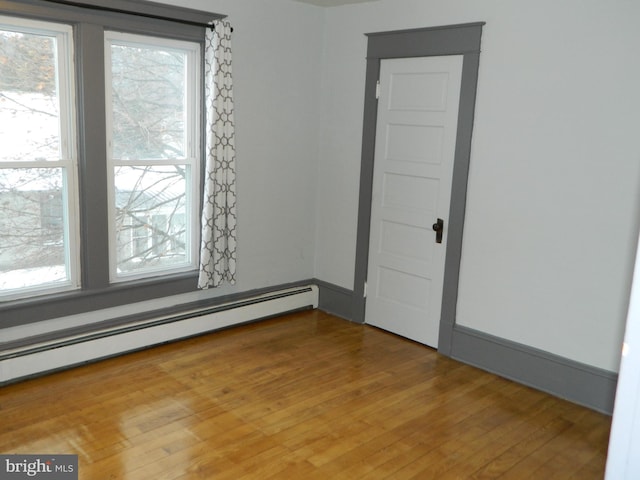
<box><xmin>311</xmin><ymin>279</ymin><xmax>617</xmax><ymax>413</ymax></box>
<box><xmin>315</xmin><ymin>279</ymin><xmax>354</xmax><ymax>321</ymax></box>
<box><xmin>449</xmin><ymin>324</ymin><xmax>618</xmax><ymax>415</ymax></box>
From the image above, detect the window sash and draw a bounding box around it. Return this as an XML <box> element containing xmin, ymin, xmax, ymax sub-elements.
<box><xmin>0</xmin><ymin>16</ymin><xmax>80</xmax><ymax>301</ymax></box>
<box><xmin>104</xmin><ymin>31</ymin><xmax>201</xmax><ymax>282</ymax></box>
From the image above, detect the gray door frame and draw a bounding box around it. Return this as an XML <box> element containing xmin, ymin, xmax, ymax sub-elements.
<box><xmin>351</xmin><ymin>23</ymin><xmax>485</xmax><ymax>355</ymax></box>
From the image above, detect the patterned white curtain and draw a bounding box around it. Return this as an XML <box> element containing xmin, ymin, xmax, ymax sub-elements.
<box><xmin>198</xmin><ymin>20</ymin><xmax>236</xmax><ymax>288</ymax></box>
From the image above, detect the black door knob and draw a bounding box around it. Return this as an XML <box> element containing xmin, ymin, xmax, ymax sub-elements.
<box><xmin>433</xmin><ymin>218</ymin><xmax>444</xmax><ymax>244</ymax></box>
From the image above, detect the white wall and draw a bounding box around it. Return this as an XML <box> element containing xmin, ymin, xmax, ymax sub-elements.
<box><xmin>101</xmin><ymin>0</ymin><xmax>640</xmax><ymax>373</ymax></box>
<box><xmin>315</xmin><ymin>0</ymin><xmax>640</xmax><ymax>371</ymax></box>
<box><xmin>163</xmin><ymin>0</ymin><xmax>325</xmax><ymax>294</ymax></box>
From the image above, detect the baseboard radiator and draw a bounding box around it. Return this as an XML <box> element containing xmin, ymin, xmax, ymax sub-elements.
<box><xmin>0</xmin><ymin>285</ymin><xmax>319</xmax><ymax>384</ymax></box>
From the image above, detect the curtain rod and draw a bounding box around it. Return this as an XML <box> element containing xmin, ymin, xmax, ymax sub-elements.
<box><xmin>42</xmin><ymin>0</ymin><xmax>232</xmax><ymax>31</ymax></box>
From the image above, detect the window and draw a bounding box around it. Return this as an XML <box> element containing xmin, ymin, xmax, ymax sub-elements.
<box><xmin>0</xmin><ymin>1</ymin><xmax>213</xmax><ymax>311</ymax></box>
<box><xmin>0</xmin><ymin>16</ymin><xmax>80</xmax><ymax>300</ymax></box>
<box><xmin>105</xmin><ymin>32</ymin><xmax>200</xmax><ymax>281</ymax></box>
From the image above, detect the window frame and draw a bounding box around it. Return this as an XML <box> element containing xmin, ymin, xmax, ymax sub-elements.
<box><xmin>0</xmin><ymin>0</ymin><xmax>223</xmax><ymax>329</ymax></box>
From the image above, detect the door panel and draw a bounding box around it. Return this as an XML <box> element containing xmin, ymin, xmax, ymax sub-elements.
<box><xmin>365</xmin><ymin>55</ymin><xmax>463</xmax><ymax>347</ymax></box>
<box><xmin>386</xmin><ymin>123</ymin><xmax>444</xmax><ymax>164</ymax></box>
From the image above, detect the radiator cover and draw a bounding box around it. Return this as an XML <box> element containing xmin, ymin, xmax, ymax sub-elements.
<box><xmin>0</xmin><ymin>285</ymin><xmax>318</xmax><ymax>384</ymax></box>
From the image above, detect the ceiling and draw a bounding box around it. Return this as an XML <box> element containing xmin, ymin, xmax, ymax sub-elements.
<box><xmin>292</xmin><ymin>0</ymin><xmax>380</xmax><ymax>7</ymax></box>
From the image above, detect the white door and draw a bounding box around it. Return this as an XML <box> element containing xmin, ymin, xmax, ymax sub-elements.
<box><xmin>365</xmin><ymin>55</ymin><xmax>463</xmax><ymax>347</ymax></box>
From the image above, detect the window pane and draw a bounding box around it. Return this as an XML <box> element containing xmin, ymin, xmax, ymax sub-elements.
<box><xmin>110</xmin><ymin>42</ymin><xmax>187</xmax><ymax>160</ymax></box>
<box><xmin>107</xmin><ymin>32</ymin><xmax>199</xmax><ymax>282</ymax></box>
<box><xmin>0</xmin><ymin>168</ymin><xmax>69</xmax><ymax>291</ymax></box>
<box><xmin>114</xmin><ymin>165</ymin><xmax>189</xmax><ymax>275</ymax></box>
<box><xmin>0</xmin><ymin>29</ymin><xmax>61</xmax><ymax>162</ymax></box>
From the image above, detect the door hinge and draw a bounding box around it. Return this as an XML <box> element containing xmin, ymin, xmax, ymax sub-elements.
<box><xmin>363</xmin><ymin>281</ymin><xmax>368</xmax><ymax>298</ymax></box>
<box><xmin>375</xmin><ymin>80</ymin><xmax>380</xmax><ymax>100</ymax></box>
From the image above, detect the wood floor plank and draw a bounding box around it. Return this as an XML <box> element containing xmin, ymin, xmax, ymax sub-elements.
<box><xmin>0</xmin><ymin>310</ymin><xmax>611</xmax><ymax>479</ymax></box>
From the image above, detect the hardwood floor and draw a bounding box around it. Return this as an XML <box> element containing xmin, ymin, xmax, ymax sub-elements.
<box><xmin>0</xmin><ymin>310</ymin><xmax>611</xmax><ymax>479</ymax></box>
